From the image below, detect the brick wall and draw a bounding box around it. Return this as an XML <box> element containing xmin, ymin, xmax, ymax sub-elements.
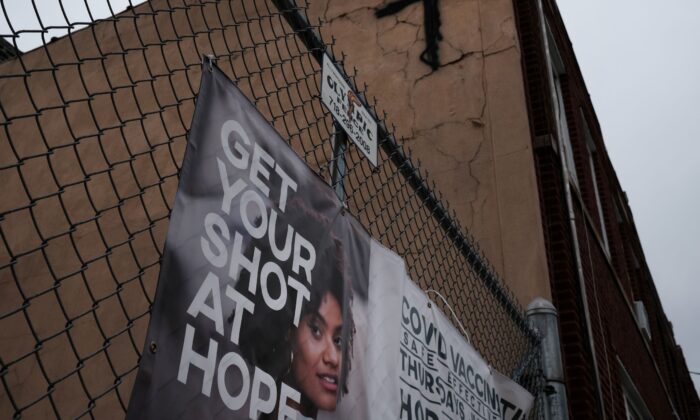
<box><xmin>513</xmin><ymin>0</ymin><xmax>699</xmax><ymax>417</ymax></box>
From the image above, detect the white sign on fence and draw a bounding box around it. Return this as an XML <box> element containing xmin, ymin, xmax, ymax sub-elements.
<box><xmin>321</xmin><ymin>54</ymin><xmax>378</xmax><ymax>166</ymax></box>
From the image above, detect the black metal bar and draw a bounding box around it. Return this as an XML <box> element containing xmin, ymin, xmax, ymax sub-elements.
<box><xmin>272</xmin><ymin>0</ymin><xmax>326</xmax><ymax>62</ymax></box>
<box><xmin>330</xmin><ymin>122</ymin><xmax>347</xmax><ymax>201</ymax></box>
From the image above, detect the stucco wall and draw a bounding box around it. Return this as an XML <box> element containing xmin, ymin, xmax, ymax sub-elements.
<box><xmin>306</xmin><ymin>0</ymin><xmax>551</xmax><ymax>305</ymax></box>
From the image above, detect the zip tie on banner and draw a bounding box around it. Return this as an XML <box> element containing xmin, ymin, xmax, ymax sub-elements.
<box><xmin>426</xmin><ymin>288</ymin><xmax>472</xmax><ymax>346</ymax></box>
<box><xmin>205</xmin><ymin>54</ymin><xmax>215</xmax><ymax>72</ymax></box>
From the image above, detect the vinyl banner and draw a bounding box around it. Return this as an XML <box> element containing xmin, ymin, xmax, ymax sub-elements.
<box><xmin>333</xmin><ymin>241</ymin><xmax>534</xmax><ymax>420</ymax></box>
<box><xmin>127</xmin><ymin>62</ymin><xmax>371</xmax><ymax>419</ymax></box>
<box><xmin>127</xmin><ymin>61</ymin><xmax>532</xmax><ymax>420</ymax></box>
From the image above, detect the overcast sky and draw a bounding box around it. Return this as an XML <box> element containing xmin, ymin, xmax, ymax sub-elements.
<box><xmin>0</xmin><ymin>0</ymin><xmax>133</xmax><ymax>51</ymax></box>
<box><xmin>2</xmin><ymin>0</ymin><xmax>698</xmax><ymax>402</ymax></box>
<box><xmin>556</xmin><ymin>0</ymin><xmax>700</xmax><ymax>396</ymax></box>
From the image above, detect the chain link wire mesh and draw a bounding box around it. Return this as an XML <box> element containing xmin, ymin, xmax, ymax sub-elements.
<box><xmin>0</xmin><ymin>0</ymin><xmax>545</xmax><ymax>418</ymax></box>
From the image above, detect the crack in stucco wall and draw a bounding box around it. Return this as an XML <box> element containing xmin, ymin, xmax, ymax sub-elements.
<box><xmin>304</xmin><ymin>0</ymin><xmax>549</xmax><ymax>305</ymax></box>
<box><xmin>311</xmin><ymin>0</ymin><xmax>521</xmax><ymax>235</ymax></box>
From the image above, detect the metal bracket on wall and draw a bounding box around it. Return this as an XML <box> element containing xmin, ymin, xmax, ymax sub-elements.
<box><xmin>375</xmin><ymin>0</ymin><xmax>443</xmax><ymax>70</ymax></box>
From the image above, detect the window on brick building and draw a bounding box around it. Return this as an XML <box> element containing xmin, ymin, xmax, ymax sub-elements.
<box><xmin>581</xmin><ymin>111</ymin><xmax>610</xmax><ymax>255</ymax></box>
<box><xmin>546</xmin><ymin>25</ymin><xmax>579</xmax><ymax>188</ymax></box>
<box><xmin>634</xmin><ymin>300</ymin><xmax>652</xmax><ymax>341</ymax></box>
<box><xmin>619</xmin><ymin>359</ymin><xmax>654</xmax><ymax>420</ymax></box>
<box><xmin>624</xmin><ymin>394</ymin><xmax>645</xmax><ymax>420</ymax></box>
<box><xmin>615</xmin><ymin>193</ymin><xmax>630</xmax><ymax>224</ymax></box>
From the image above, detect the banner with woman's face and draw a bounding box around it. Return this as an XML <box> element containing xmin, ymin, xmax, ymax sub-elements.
<box><xmin>126</xmin><ymin>61</ymin><xmax>532</xmax><ymax>420</ymax></box>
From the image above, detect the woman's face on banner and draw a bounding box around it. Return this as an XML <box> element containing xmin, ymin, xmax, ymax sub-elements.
<box><xmin>292</xmin><ymin>292</ymin><xmax>343</xmax><ymax>411</ymax></box>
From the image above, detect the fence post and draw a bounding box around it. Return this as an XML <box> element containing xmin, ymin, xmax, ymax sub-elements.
<box><xmin>527</xmin><ymin>298</ymin><xmax>569</xmax><ymax>420</ymax></box>
<box><xmin>330</xmin><ymin>122</ymin><xmax>347</xmax><ymax>201</ymax></box>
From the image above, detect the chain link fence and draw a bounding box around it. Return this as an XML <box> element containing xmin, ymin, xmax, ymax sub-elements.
<box><xmin>0</xmin><ymin>0</ymin><xmax>544</xmax><ymax>418</ymax></box>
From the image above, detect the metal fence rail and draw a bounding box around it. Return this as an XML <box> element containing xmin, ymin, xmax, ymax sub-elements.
<box><xmin>0</xmin><ymin>0</ymin><xmax>544</xmax><ymax>418</ymax></box>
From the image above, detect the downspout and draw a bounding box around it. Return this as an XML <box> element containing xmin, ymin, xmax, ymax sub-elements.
<box><xmin>533</xmin><ymin>0</ymin><xmax>607</xmax><ymax>418</ymax></box>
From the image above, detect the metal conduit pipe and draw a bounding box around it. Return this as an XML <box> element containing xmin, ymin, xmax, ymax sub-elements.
<box><xmin>527</xmin><ymin>298</ymin><xmax>569</xmax><ymax>420</ymax></box>
<box><xmin>533</xmin><ymin>0</ymin><xmax>606</xmax><ymax>418</ymax></box>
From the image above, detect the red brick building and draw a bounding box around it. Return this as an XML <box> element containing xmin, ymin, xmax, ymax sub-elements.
<box><xmin>513</xmin><ymin>0</ymin><xmax>700</xmax><ymax>417</ymax></box>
